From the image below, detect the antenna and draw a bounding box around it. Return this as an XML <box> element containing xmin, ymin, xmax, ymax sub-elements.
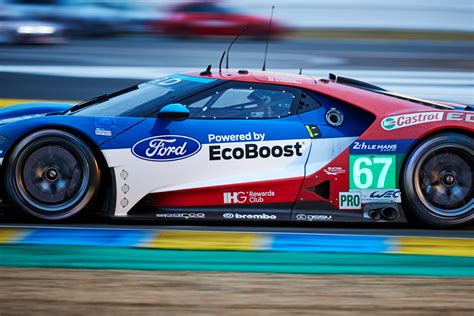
<box><xmin>262</xmin><ymin>5</ymin><xmax>274</xmax><ymax>71</ymax></box>
<box><xmin>218</xmin><ymin>51</ymin><xmax>226</xmax><ymax>73</ymax></box>
<box><xmin>200</xmin><ymin>64</ymin><xmax>212</xmax><ymax>76</ymax></box>
<box><xmin>299</xmin><ymin>68</ymin><xmax>303</xmax><ymax>75</ymax></box>
<box><xmin>226</xmin><ymin>26</ymin><xmax>247</xmax><ymax>69</ymax></box>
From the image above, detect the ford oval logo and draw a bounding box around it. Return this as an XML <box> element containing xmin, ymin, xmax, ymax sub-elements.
<box><xmin>132</xmin><ymin>135</ymin><xmax>201</xmax><ymax>162</ymax></box>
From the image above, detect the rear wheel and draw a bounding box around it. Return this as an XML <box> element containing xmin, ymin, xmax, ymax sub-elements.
<box><xmin>4</xmin><ymin>130</ymin><xmax>100</xmax><ymax>220</ymax></box>
<box><xmin>402</xmin><ymin>133</ymin><xmax>473</xmax><ymax>227</ymax></box>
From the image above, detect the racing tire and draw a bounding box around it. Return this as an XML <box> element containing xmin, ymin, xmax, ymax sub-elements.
<box><xmin>4</xmin><ymin>130</ymin><xmax>100</xmax><ymax>220</ymax></box>
<box><xmin>402</xmin><ymin>132</ymin><xmax>473</xmax><ymax>228</ymax></box>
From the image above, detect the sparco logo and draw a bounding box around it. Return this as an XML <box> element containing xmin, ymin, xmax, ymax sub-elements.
<box><xmin>156</xmin><ymin>213</ymin><xmax>205</xmax><ymax>219</ymax></box>
<box><xmin>132</xmin><ymin>135</ymin><xmax>201</xmax><ymax>162</ymax></box>
<box><xmin>223</xmin><ymin>213</ymin><xmax>277</xmax><ymax>220</ymax></box>
<box><xmin>209</xmin><ymin>142</ymin><xmax>303</xmax><ymax>161</ymax></box>
<box><xmin>381</xmin><ymin>112</ymin><xmax>443</xmax><ymax>130</ymax></box>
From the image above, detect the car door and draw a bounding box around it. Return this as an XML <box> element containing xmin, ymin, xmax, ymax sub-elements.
<box><xmin>110</xmin><ymin>81</ymin><xmax>311</xmax><ymax>220</ymax></box>
<box><xmin>292</xmin><ymin>89</ymin><xmax>377</xmax><ymax>220</ymax></box>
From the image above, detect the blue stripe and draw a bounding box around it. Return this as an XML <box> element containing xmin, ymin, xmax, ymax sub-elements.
<box><xmin>18</xmin><ymin>229</ymin><xmax>154</xmax><ymax>247</ymax></box>
<box><xmin>349</xmin><ymin>139</ymin><xmax>415</xmax><ymax>154</ymax></box>
<box><xmin>270</xmin><ymin>234</ymin><xmax>392</xmax><ymax>253</ymax></box>
<box><xmin>100</xmin><ymin>115</ymin><xmax>310</xmax><ymax>150</ymax></box>
<box><xmin>174</xmin><ymin>74</ymin><xmax>216</xmax><ymax>83</ymax></box>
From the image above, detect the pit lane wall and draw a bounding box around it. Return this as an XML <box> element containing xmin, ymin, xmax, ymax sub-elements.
<box><xmin>0</xmin><ymin>227</ymin><xmax>472</xmax><ymax>276</ymax></box>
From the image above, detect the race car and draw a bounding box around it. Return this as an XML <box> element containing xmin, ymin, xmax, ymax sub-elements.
<box><xmin>151</xmin><ymin>1</ymin><xmax>289</xmax><ymax>38</ymax></box>
<box><xmin>0</xmin><ymin>69</ymin><xmax>472</xmax><ymax>227</ymax></box>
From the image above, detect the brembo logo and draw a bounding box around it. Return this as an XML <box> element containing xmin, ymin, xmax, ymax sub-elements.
<box><xmin>132</xmin><ymin>135</ymin><xmax>201</xmax><ymax>162</ymax></box>
<box><xmin>381</xmin><ymin>112</ymin><xmax>443</xmax><ymax>130</ymax></box>
<box><xmin>223</xmin><ymin>213</ymin><xmax>277</xmax><ymax>220</ymax></box>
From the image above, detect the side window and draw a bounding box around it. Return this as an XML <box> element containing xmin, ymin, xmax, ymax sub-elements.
<box><xmin>183</xmin><ymin>84</ymin><xmax>298</xmax><ymax>119</ymax></box>
<box><xmin>297</xmin><ymin>90</ymin><xmax>322</xmax><ymax>114</ymax></box>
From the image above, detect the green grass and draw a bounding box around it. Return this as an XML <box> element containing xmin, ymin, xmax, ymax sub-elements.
<box><xmin>1</xmin><ymin>245</ymin><xmax>472</xmax><ymax>277</ymax></box>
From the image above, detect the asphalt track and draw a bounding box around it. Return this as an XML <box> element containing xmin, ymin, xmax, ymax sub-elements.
<box><xmin>1</xmin><ymin>36</ymin><xmax>473</xmax><ymax>237</ymax></box>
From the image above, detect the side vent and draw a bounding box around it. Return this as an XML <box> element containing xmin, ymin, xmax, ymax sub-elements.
<box><xmin>314</xmin><ymin>181</ymin><xmax>330</xmax><ymax>200</ymax></box>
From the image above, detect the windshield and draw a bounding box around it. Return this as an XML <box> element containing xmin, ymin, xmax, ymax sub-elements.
<box><xmin>71</xmin><ymin>74</ymin><xmax>218</xmax><ymax>117</ymax></box>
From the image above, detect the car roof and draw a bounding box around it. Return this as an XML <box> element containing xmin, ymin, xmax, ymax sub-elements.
<box><xmin>185</xmin><ymin>69</ymin><xmax>468</xmax><ymax>114</ymax></box>
<box><xmin>186</xmin><ymin>69</ymin><xmax>318</xmax><ymax>88</ymax></box>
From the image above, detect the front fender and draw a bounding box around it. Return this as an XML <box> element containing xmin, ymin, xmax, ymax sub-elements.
<box><xmin>0</xmin><ymin>102</ymin><xmax>73</xmax><ymax>120</ymax></box>
<box><xmin>0</xmin><ymin>115</ymin><xmax>145</xmax><ymax>164</ymax></box>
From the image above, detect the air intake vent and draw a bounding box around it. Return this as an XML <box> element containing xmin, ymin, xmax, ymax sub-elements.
<box><xmin>314</xmin><ymin>181</ymin><xmax>330</xmax><ymax>200</ymax></box>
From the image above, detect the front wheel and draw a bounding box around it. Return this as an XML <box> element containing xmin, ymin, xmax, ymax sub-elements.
<box><xmin>4</xmin><ymin>130</ymin><xmax>100</xmax><ymax>220</ymax></box>
<box><xmin>402</xmin><ymin>132</ymin><xmax>473</xmax><ymax>228</ymax></box>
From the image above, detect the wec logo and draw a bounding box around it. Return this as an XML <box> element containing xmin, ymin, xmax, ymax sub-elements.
<box><xmin>360</xmin><ymin>189</ymin><xmax>402</xmax><ymax>203</ymax></box>
<box><xmin>381</xmin><ymin>112</ymin><xmax>443</xmax><ymax>130</ymax></box>
<box><xmin>132</xmin><ymin>135</ymin><xmax>201</xmax><ymax>162</ymax></box>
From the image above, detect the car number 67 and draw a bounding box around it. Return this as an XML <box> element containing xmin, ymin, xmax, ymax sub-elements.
<box><xmin>351</xmin><ymin>155</ymin><xmax>396</xmax><ymax>189</ymax></box>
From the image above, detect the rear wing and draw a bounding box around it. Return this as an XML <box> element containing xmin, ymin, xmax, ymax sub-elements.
<box><xmin>328</xmin><ymin>73</ymin><xmax>471</xmax><ymax>111</ymax></box>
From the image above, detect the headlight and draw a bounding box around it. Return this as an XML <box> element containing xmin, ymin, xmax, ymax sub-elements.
<box><xmin>17</xmin><ymin>25</ymin><xmax>56</xmax><ymax>34</ymax></box>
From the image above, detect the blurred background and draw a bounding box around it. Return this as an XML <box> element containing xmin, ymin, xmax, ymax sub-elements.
<box><xmin>0</xmin><ymin>0</ymin><xmax>473</xmax><ymax>104</ymax></box>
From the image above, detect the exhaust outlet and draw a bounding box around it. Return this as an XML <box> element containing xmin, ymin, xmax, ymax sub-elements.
<box><xmin>381</xmin><ymin>207</ymin><xmax>399</xmax><ymax>220</ymax></box>
<box><xmin>368</xmin><ymin>209</ymin><xmax>381</xmax><ymax>220</ymax></box>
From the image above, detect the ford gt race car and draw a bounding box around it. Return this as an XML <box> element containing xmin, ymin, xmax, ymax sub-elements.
<box><xmin>0</xmin><ymin>70</ymin><xmax>472</xmax><ymax>227</ymax></box>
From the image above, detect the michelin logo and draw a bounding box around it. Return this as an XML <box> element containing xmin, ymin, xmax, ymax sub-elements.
<box><xmin>95</xmin><ymin>128</ymin><xmax>112</xmax><ymax>137</ymax></box>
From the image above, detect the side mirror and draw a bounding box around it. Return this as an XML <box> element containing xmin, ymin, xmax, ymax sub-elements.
<box><xmin>157</xmin><ymin>103</ymin><xmax>190</xmax><ymax>121</ymax></box>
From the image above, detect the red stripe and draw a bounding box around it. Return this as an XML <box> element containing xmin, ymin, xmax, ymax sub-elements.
<box><xmin>147</xmin><ymin>177</ymin><xmax>303</xmax><ymax>207</ymax></box>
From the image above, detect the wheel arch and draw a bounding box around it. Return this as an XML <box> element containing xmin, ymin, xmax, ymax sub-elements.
<box><xmin>398</xmin><ymin>127</ymin><xmax>473</xmax><ymax>226</ymax></box>
<box><xmin>1</xmin><ymin>125</ymin><xmax>115</xmax><ymax>216</ymax></box>
<box><xmin>399</xmin><ymin>127</ymin><xmax>473</xmax><ymax>189</ymax></box>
